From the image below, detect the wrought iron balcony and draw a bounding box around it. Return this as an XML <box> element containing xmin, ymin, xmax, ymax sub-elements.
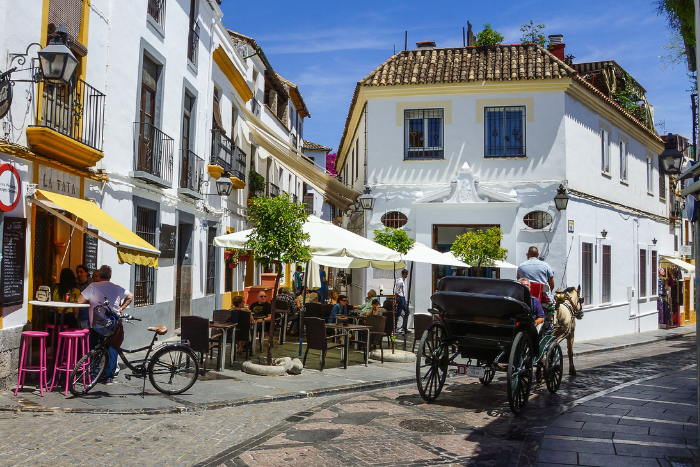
<box><xmin>179</xmin><ymin>149</ymin><xmax>204</xmax><ymax>198</ymax></box>
<box><xmin>231</xmin><ymin>147</ymin><xmax>246</xmax><ymax>182</ymax></box>
<box><xmin>148</xmin><ymin>0</ymin><xmax>166</xmax><ymax>28</ymax></box>
<box><xmin>187</xmin><ymin>23</ymin><xmax>200</xmax><ymax>66</ymax></box>
<box><xmin>251</xmin><ymin>99</ymin><xmax>261</xmax><ymax>117</ymax></box>
<box><xmin>133</xmin><ymin>122</ymin><xmax>174</xmax><ymax>187</ymax></box>
<box><xmin>267</xmin><ymin>182</ymin><xmax>280</xmax><ymax>197</ymax></box>
<box><xmin>34</xmin><ymin>79</ymin><xmax>105</xmax><ymax>152</ymax></box>
<box><xmin>211</xmin><ymin>128</ymin><xmax>233</xmax><ymax>173</ymax></box>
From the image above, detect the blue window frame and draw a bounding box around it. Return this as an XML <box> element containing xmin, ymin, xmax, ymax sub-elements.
<box><xmin>484</xmin><ymin>106</ymin><xmax>526</xmax><ymax>157</ymax></box>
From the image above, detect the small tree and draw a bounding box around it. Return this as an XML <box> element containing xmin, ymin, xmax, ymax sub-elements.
<box><xmin>520</xmin><ymin>20</ymin><xmax>547</xmax><ymax>47</ymax></box>
<box><xmin>245</xmin><ymin>194</ymin><xmax>311</xmax><ymax>364</ymax></box>
<box><xmin>451</xmin><ymin>227</ymin><xmax>508</xmax><ymax>273</ymax></box>
<box><xmin>475</xmin><ymin>24</ymin><xmax>504</xmax><ymax>47</ymax></box>
<box><xmin>373</xmin><ymin>227</ymin><xmax>415</xmax><ymax>255</ymax></box>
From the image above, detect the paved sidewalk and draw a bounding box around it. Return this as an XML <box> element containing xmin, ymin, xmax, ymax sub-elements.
<box><xmin>537</xmin><ymin>364</ymin><xmax>699</xmax><ymax>466</ymax></box>
<box><xmin>0</xmin><ymin>325</ymin><xmax>695</xmax><ymax>414</ymax></box>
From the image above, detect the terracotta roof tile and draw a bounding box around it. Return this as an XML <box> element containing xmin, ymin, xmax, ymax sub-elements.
<box><xmin>302</xmin><ymin>140</ymin><xmax>331</xmax><ymax>151</ymax></box>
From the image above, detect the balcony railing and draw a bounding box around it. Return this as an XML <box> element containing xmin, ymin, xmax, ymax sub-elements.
<box><xmin>134</xmin><ymin>122</ymin><xmax>174</xmax><ymax>184</ymax></box>
<box><xmin>304</xmin><ymin>195</ymin><xmax>314</xmax><ymax>214</ymax></box>
<box><xmin>211</xmin><ymin>128</ymin><xmax>232</xmax><ymax>172</ymax></box>
<box><xmin>232</xmin><ymin>147</ymin><xmax>246</xmax><ymax>182</ymax></box>
<box><xmin>670</xmin><ymin>199</ymin><xmax>684</xmax><ymax>219</ymax></box>
<box><xmin>187</xmin><ymin>23</ymin><xmax>199</xmax><ymax>66</ymax></box>
<box><xmin>180</xmin><ymin>149</ymin><xmax>204</xmax><ymax>194</ymax></box>
<box><xmin>36</xmin><ymin>79</ymin><xmax>105</xmax><ymax>151</ymax></box>
<box><xmin>251</xmin><ymin>99</ymin><xmax>261</xmax><ymax>117</ymax></box>
<box><xmin>148</xmin><ymin>0</ymin><xmax>166</xmax><ymax>28</ymax></box>
<box><xmin>267</xmin><ymin>182</ymin><xmax>280</xmax><ymax>197</ymax></box>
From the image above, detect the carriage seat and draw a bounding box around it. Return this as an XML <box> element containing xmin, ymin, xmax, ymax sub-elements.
<box><xmin>431</xmin><ymin>291</ymin><xmax>533</xmax><ymax>322</ymax></box>
<box><xmin>437</xmin><ymin>277</ymin><xmax>532</xmax><ymax>303</ymax></box>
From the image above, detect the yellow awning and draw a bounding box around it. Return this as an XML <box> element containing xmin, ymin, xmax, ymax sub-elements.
<box><xmin>35</xmin><ymin>190</ymin><xmax>160</xmax><ymax>268</ymax></box>
<box><xmin>660</xmin><ymin>255</ymin><xmax>695</xmax><ymax>274</ymax></box>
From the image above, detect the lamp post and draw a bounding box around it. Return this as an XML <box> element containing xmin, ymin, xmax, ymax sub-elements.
<box><xmin>358</xmin><ymin>185</ymin><xmax>375</xmax><ymax>211</ymax></box>
<box><xmin>554</xmin><ymin>184</ymin><xmax>569</xmax><ymax>211</ymax></box>
<box><xmin>215</xmin><ymin>178</ymin><xmax>233</xmax><ymax>197</ymax></box>
<box><xmin>658</xmin><ymin>133</ymin><xmax>685</xmax><ymax>175</ymax></box>
<box><xmin>37</xmin><ymin>24</ymin><xmax>79</xmax><ymax>85</ymax></box>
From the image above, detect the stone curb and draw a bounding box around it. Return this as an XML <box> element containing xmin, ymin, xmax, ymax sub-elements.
<box><xmin>568</xmin><ymin>328</ymin><xmax>695</xmax><ymax>358</ymax></box>
<box><xmin>1</xmin><ymin>329</ymin><xmax>694</xmax><ymax>415</ymax></box>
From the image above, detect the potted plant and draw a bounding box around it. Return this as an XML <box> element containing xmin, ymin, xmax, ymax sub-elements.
<box><xmin>450</xmin><ymin>227</ymin><xmax>508</xmax><ymax>277</ymax></box>
<box><xmin>248</xmin><ymin>169</ymin><xmax>265</xmax><ymax>201</ymax></box>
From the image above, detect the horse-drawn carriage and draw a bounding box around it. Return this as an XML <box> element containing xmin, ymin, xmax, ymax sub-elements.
<box><xmin>416</xmin><ymin>276</ymin><xmax>577</xmax><ymax>415</ymax></box>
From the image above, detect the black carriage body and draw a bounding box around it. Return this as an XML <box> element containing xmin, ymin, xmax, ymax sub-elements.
<box><xmin>432</xmin><ymin>277</ymin><xmax>538</xmax><ymax>363</ymax></box>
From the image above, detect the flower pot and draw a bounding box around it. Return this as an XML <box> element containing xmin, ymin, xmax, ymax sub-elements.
<box><xmin>54</xmin><ymin>241</ymin><xmax>68</xmax><ymax>257</ymax></box>
<box><xmin>239</xmin><ymin>254</ymin><xmax>250</xmax><ymax>262</ymax></box>
<box><xmin>224</xmin><ymin>251</ymin><xmax>232</xmax><ymax>260</ymax></box>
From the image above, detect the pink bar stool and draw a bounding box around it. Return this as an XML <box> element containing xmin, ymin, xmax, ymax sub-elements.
<box><xmin>50</xmin><ymin>331</ymin><xmax>85</xmax><ymax>396</ymax></box>
<box><xmin>15</xmin><ymin>331</ymin><xmax>50</xmax><ymax>396</ymax></box>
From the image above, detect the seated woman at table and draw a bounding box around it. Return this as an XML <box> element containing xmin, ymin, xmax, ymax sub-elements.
<box><xmin>327</xmin><ymin>290</ymin><xmax>340</xmax><ymax>306</ymax></box>
<box><xmin>369</xmin><ymin>299</ymin><xmax>383</xmax><ymax>316</ymax></box>
<box><xmin>328</xmin><ymin>295</ymin><xmax>349</xmax><ymax>323</ymax></box>
<box><xmin>231</xmin><ymin>295</ymin><xmax>252</xmax><ymax>354</ymax></box>
<box><xmin>51</xmin><ymin>268</ymin><xmax>81</xmax><ymax>329</ymax></box>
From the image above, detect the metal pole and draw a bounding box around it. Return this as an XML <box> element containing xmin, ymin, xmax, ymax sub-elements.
<box><xmin>695</xmin><ymin>219</ymin><xmax>699</xmax><ymax>449</ymax></box>
<box><xmin>404</xmin><ymin>31</ymin><xmax>407</xmax><ymax>51</ymax></box>
<box><xmin>462</xmin><ymin>27</ymin><xmax>466</xmax><ymax>47</ymax></box>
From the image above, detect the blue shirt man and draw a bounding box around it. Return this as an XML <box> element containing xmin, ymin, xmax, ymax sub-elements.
<box><xmin>318</xmin><ymin>266</ymin><xmax>328</xmax><ymax>303</ymax></box>
<box><xmin>329</xmin><ymin>295</ymin><xmax>349</xmax><ymax>323</ymax></box>
<box><xmin>516</xmin><ymin>246</ymin><xmax>554</xmax><ymax>300</ymax></box>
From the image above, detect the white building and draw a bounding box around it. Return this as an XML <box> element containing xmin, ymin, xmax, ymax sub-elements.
<box><xmin>302</xmin><ymin>140</ymin><xmax>333</xmax><ymax>220</ymax></box>
<box><xmin>335</xmin><ymin>40</ymin><xmax>678</xmax><ymax>341</ymax></box>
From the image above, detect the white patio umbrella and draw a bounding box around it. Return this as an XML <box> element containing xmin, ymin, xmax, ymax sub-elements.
<box><xmin>441</xmin><ymin>251</ymin><xmax>516</xmax><ymax>269</ymax></box>
<box><xmin>213</xmin><ymin>216</ymin><xmax>402</xmax><ymax>262</ymax></box>
<box><xmin>403</xmin><ymin>243</ymin><xmax>469</xmax><ymax>267</ymax></box>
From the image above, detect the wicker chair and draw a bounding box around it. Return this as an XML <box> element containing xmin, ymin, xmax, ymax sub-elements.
<box><xmin>236</xmin><ymin>310</ymin><xmax>252</xmax><ymax>360</ymax></box>
<box><xmin>381</xmin><ymin>311</ymin><xmax>395</xmax><ymax>352</ymax></box>
<box><xmin>302</xmin><ymin>318</ymin><xmax>347</xmax><ymax>371</ymax></box>
<box><xmin>412</xmin><ymin>314</ymin><xmax>434</xmax><ymax>353</ymax></box>
<box><xmin>364</xmin><ymin>315</ymin><xmax>387</xmax><ymax>363</ymax></box>
<box><xmin>181</xmin><ymin>316</ymin><xmax>223</xmax><ymax>373</ymax></box>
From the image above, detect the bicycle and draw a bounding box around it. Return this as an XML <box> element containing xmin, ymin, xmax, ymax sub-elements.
<box><xmin>69</xmin><ymin>300</ymin><xmax>199</xmax><ymax>396</ymax></box>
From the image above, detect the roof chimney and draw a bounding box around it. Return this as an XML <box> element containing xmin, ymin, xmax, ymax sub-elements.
<box><xmin>416</xmin><ymin>40</ymin><xmax>436</xmax><ymax>50</ymax></box>
<box><xmin>548</xmin><ymin>35</ymin><xmax>565</xmax><ymax>61</ymax></box>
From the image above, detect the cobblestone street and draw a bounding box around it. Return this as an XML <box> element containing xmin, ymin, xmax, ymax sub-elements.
<box><xmin>1</xmin><ymin>334</ymin><xmax>695</xmax><ymax>467</ymax></box>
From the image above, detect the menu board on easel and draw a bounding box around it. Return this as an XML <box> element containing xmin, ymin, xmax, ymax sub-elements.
<box><xmin>83</xmin><ymin>229</ymin><xmax>99</xmax><ymax>272</ymax></box>
<box><xmin>1</xmin><ymin>217</ymin><xmax>26</xmax><ymax>307</ymax></box>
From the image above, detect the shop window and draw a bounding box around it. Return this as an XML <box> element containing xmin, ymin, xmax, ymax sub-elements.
<box><xmin>405</xmin><ymin>109</ymin><xmax>444</xmax><ymax>159</ymax></box>
<box><xmin>485</xmin><ymin>106</ymin><xmax>525</xmax><ymax>157</ymax></box>
<box><xmin>581</xmin><ymin>242</ymin><xmax>592</xmax><ymax>304</ymax></box>
<box><xmin>381</xmin><ymin>211</ymin><xmax>408</xmax><ymax>229</ymax></box>
<box><xmin>523</xmin><ymin>211</ymin><xmax>552</xmax><ymax>229</ymax></box>
<box><xmin>639</xmin><ymin>249</ymin><xmax>647</xmax><ymax>298</ymax></box>
<box><xmin>134</xmin><ymin>206</ymin><xmax>157</xmax><ymax>307</ymax></box>
<box><xmin>206</xmin><ymin>226</ymin><xmax>216</xmax><ymax>295</ymax></box>
<box><xmin>602</xmin><ymin>245</ymin><xmax>611</xmax><ymax>303</ymax></box>
<box><xmin>651</xmin><ymin>250</ymin><xmax>657</xmax><ymax>296</ymax></box>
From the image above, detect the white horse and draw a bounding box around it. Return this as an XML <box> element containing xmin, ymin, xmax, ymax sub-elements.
<box><xmin>552</xmin><ymin>286</ymin><xmax>584</xmax><ymax>376</ymax></box>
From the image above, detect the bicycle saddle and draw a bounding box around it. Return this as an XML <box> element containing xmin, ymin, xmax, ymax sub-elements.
<box><xmin>148</xmin><ymin>325</ymin><xmax>168</xmax><ymax>335</ymax></box>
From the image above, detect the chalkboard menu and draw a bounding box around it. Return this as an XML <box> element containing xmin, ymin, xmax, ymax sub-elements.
<box><xmin>83</xmin><ymin>229</ymin><xmax>99</xmax><ymax>272</ymax></box>
<box><xmin>1</xmin><ymin>217</ymin><xmax>26</xmax><ymax>307</ymax></box>
<box><xmin>159</xmin><ymin>224</ymin><xmax>177</xmax><ymax>260</ymax></box>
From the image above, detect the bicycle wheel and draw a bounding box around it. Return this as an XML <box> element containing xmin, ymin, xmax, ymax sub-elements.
<box><xmin>69</xmin><ymin>348</ymin><xmax>107</xmax><ymax>396</ymax></box>
<box><xmin>148</xmin><ymin>345</ymin><xmax>199</xmax><ymax>395</ymax></box>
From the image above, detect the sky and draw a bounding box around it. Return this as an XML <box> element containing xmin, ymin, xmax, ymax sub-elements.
<box><xmin>220</xmin><ymin>0</ymin><xmax>694</xmax><ymax>152</ymax></box>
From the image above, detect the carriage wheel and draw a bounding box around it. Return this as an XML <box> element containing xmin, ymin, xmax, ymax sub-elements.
<box><xmin>507</xmin><ymin>332</ymin><xmax>533</xmax><ymax>415</ymax></box>
<box><xmin>416</xmin><ymin>322</ymin><xmax>449</xmax><ymax>402</ymax></box>
<box><xmin>545</xmin><ymin>342</ymin><xmax>563</xmax><ymax>394</ymax></box>
<box><xmin>479</xmin><ymin>365</ymin><xmax>495</xmax><ymax>385</ymax></box>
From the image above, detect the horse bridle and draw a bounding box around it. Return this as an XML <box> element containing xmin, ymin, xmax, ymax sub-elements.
<box><xmin>562</xmin><ymin>291</ymin><xmax>584</xmax><ymax>320</ymax></box>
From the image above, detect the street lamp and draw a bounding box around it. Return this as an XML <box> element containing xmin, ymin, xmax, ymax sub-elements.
<box><xmin>601</xmin><ymin>229</ymin><xmax>607</xmax><ymax>238</ymax></box>
<box><xmin>216</xmin><ymin>178</ymin><xmax>234</xmax><ymax>197</ymax></box>
<box><xmin>37</xmin><ymin>24</ymin><xmax>78</xmax><ymax>85</ymax></box>
<box><xmin>358</xmin><ymin>185</ymin><xmax>375</xmax><ymax>211</ymax></box>
<box><xmin>658</xmin><ymin>133</ymin><xmax>685</xmax><ymax>175</ymax></box>
<box><xmin>554</xmin><ymin>184</ymin><xmax>569</xmax><ymax>211</ymax></box>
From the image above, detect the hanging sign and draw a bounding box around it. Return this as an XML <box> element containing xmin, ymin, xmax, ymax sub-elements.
<box><xmin>0</xmin><ymin>163</ymin><xmax>21</xmax><ymax>212</ymax></box>
<box><xmin>567</xmin><ymin>220</ymin><xmax>574</xmax><ymax>233</ymax></box>
<box><xmin>0</xmin><ymin>80</ymin><xmax>12</xmax><ymax>119</ymax></box>
<box><xmin>38</xmin><ymin>165</ymin><xmax>80</xmax><ymax>198</ymax></box>
<box><xmin>159</xmin><ymin>224</ymin><xmax>177</xmax><ymax>260</ymax></box>
<box><xmin>1</xmin><ymin>217</ymin><xmax>26</xmax><ymax>307</ymax></box>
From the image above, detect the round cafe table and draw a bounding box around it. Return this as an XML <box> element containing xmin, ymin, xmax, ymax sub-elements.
<box><xmin>29</xmin><ymin>300</ymin><xmax>90</xmax><ymax>361</ymax></box>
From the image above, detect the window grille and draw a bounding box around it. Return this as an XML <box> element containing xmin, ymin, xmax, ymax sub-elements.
<box><xmin>485</xmin><ymin>106</ymin><xmax>525</xmax><ymax>157</ymax></box>
<box><xmin>651</xmin><ymin>250</ymin><xmax>657</xmax><ymax>296</ymax></box>
<box><xmin>659</xmin><ymin>171</ymin><xmax>666</xmax><ymax>200</ymax></box>
<box><xmin>134</xmin><ymin>207</ymin><xmax>157</xmax><ymax>307</ymax></box>
<box><xmin>206</xmin><ymin>226</ymin><xmax>216</xmax><ymax>295</ymax></box>
<box><xmin>581</xmin><ymin>242</ymin><xmax>592</xmax><ymax>304</ymax></box>
<box><xmin>523</xmin><ymin>211</ymin><xmax>552</xmax><ymax>229</ymax></box>
<box><xmin>404</xmin><ymin>109</ymin><xmax>444</xmax><ymax>159</ymax></box>
<box><xmin>304</xmin><ymin>195</ymin><xmax>314</xmax><ymax>214</ymax></box>
<box><xmin>381</xmin><ymin>211</ymin><xmax>408</xmax><ymax>229</ymax></box>
<box><xmin>147</xmin><ymin>0</ymin><xmax>166</xmax><ymax>28</ymax></box>
<box><xmin>602</xmin><ymin>245</ymin><xmax>611</xmax><ymax>303</ymax></box>
<box><xmin>639</xmin><ymin>249</ymin><xmax>647</xmax><ymax>298</ymax></box>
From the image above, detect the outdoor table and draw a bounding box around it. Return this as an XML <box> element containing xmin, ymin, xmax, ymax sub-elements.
<box><xmin>325</xmin><ymin>323</ymin><xmax>371</xmax><ymax>367</ymax></box>
<box><xmin>29</xmin><ymin>300</ymin><xmax>90</xmax><ymax>361</ymax></box>
<box><xmin>209</xmin><ymin>322</ymin><xmax>237</xmax><ymax>371</ymax></box>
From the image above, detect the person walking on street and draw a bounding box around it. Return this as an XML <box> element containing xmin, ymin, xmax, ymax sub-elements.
<box><xmin>318</xmin><ymin>265</ymin><xmax>328</xmax><ymax>304</ymax></box>
<box><xmin>77</xmin><ymin>265</ymin><xmax>133</xmax><ymax>384</ymax></box>
<box><xmin>293</xmin><ymin>266</ymin><xmax>303</xmax><ymax>295</ymax></box>
<box><xmin>394</xmin><ymin>269</ymin><xmax>410</xmax><ymax>334</ymax></box>
<box><xmin>516</xmin><ymin>246</ymin><xmax>555</xmax><ymax>301</ymax></box>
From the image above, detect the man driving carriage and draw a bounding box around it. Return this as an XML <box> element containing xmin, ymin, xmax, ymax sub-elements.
<box><xmin>516</xmin><ymin>246</ymin><xmax>554</xmax><ymax>303</ymax></box>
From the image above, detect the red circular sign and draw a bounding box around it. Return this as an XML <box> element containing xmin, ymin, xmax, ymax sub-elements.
<box><xmin>0</xmin><ymin>164</ymin><xmax>21</xmax><ymax>212</ymax></box>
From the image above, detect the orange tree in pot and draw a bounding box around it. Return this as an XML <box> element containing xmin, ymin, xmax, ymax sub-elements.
<box><xmin>244</xmin><ymin>193</ymin><xmax>311</xmax><ymax>365</ymax></box>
